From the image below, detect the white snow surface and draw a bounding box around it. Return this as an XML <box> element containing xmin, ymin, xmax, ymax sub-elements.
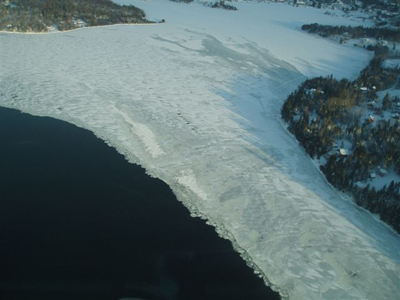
<box><xmin>383</xmin><ymin>59</ymin><xmax>400</xmax><ymax>69</ymax></box>
<box><xmin>1</xmin><ymin>1</ymin><xmax>399</xmax><ymax>299</ymax></box>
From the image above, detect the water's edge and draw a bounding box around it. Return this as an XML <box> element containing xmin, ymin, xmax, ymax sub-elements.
<box><xmin>1</xmin><ymin>105</ymin><xmax>286</xmax><ymax>298</ymax></box>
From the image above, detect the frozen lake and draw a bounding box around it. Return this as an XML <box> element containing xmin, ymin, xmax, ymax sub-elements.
<box><xmin>0</xmin><ymin>1</ymin><xmax>399</xmax><ymax>299</ymax></box>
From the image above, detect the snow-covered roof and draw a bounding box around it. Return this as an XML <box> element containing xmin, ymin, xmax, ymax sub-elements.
<box><xmin>355</xmin><ymin>181</ymin><xmax>367</xmax><ymax>189</ymax></box>
<box><xmin>378</xmin><ymin>168</ymin><xmax>388</xmax><ymax>176</ymax></box>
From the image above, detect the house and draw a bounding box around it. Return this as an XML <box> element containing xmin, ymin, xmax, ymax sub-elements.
<box><xmin>367</xmin><ymin>100</ymin><xmax>376</xmax><ymax>108</ymax></box>
<box><xmin>367</xmin><ymin>115</ymin><xmax>375</xmax><ymax>123</ymax></box>
<box><xmin>355</xmin><ymin>181</ymin><xmax>367</xmax><ymax>189</ymax></box>
<box><xmin>358</xmin><ymin>38</ymin><xmax>372</xmax><ymax>48</ymax></box>
<box><xmin>370</xmin><ymin>172</ymin><xmax>377</xmax><ymax>179</ymax></box>
<box><xmin>392</xmin><ymin>113</ymin><xmax>400</xmax><ymax>119</ymax></box>
<box><xmin>76</xmin><ymin>20</ymin><xmax>85</xmax><ymax>28</ymax></box>
<box><xmin>360</xmin><ymin>87</ymin><xmax>368</xmax><ymax>91</ymax></box>
<box><xmin>337</xmin><ymin>148</ymin><xmax>348</xmax><ymax>157</ymax></box>
<box><xmin>378</xmin><ymin>168</ymin><xmax>387</xmax><ymax>177</ymax></box>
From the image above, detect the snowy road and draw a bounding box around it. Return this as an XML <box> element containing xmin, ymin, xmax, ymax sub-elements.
<box><xmin>1</xmin><ymin>1</ymin><xmax>399</xmax><ymax>299</ymax></box>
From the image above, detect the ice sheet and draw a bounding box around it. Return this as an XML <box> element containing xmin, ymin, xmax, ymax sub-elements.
<box><xmin>0</xmin><ymin>1</ymin><xmax>398</xmax><ymax>299</ymax></box>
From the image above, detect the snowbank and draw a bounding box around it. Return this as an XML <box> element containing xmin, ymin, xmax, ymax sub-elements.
<box><xmin>0</xmin><ymin>1</ymin><xmax>398</xmax><ymax>299</ymax></box>
<box><xmin>383</xmin><ymin>59</ymin><xmax>400</xmax><ymax>69</ymax></box>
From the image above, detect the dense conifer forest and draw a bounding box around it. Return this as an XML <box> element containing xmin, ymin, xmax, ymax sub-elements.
<box><xmin>211</xmin><ymin>1</ymin><xmax>237</xmax><ymax>10</ymax></box>
<box><xmin>170</xmin><ymin>0</ymin><xmax>237</xmax><ymax>10</ymax></box>
<box><xmin>0</xmin><ymin>0</ymin><xmax>150</xmax><ymax>32</ymax></box>
<box><xmin>302</xmin><ymin>24</ymin><xmax>400</xmax><ymax>43</ymax></box>
<box><xmin>169</xmin><ymin>0</ymin><xmax>194</xmax><ymax>3</ymax></box>
<box><xmin>282</xmin><ymin>46</ymin><xmax>400</xmax><ymax>232</ymax></box>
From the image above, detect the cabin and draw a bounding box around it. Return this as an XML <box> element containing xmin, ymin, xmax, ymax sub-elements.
<box><xmin>357</xmin><ymin>38</ymin><xmax>372</xmax><ymax>48</ymax></box>
<box><xmin>378</xmin><ymin>168</ymin><xmax>388</xmax><ymax>177</ymax></box>
<box><xmin>367</xmin><ymin>115</ymin><xmax>375</xmax><ymax>123</ymax></box>
<box><xmin>337</xmin><ymin>149</ymin><xmax>348</xmax><ymax>157</ymax></box>
<box><xmin>367</xmin><ymin>100</ymin><xmax>376</xmax><ymax>108</ymax></box>
<box><xmin>355</xmin><ymin>181</ymin><xmax>367</xmax><ymax>189</ymax></box>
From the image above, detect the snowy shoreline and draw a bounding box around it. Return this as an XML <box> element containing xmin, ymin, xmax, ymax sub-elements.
<box><xmin>0</xmin><ymin>22</ymin><xmax>161</xmax><ymax>35</ymax></box>
<box><xmin>1</xmin><ymin>1</ymin><xmax>399</xmax><ymax>299</ymax></box>
<box><xmin>280</xmin><ymin>116</ymin><xmax>400</xmax><ymax>237</ymax></box>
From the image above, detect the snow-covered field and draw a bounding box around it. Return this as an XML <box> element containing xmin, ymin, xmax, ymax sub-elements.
<box><xmin>0</xmin><ymin>1</ymin><xmax>399</xmax><ymax>299</ymax></box>
<box><xmin>383</xmin><ymin>59</ymin><xmax>400</xmax><ymax>69</ymax></box>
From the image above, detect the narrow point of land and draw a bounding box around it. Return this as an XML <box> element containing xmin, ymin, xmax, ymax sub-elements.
<box><xmin>0</xmin><ymin>0</ymin><xmax>157</xmax><ymax>33</ymax></box>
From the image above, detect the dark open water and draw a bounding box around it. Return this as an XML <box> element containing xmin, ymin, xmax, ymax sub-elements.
<box><xmin>0</xmin><ymin>107</ymin><xmax>280</xmax><ymax>300</ymax></box>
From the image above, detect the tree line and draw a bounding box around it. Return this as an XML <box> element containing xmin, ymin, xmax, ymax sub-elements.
<box><xmin>169</xmin><ymin>0</ymin><xmax>238</xmax><ymax>10</ymax></box>
<box><xmin>281</xmin><ymin>47</ymin><xmax>400</xmax><ymax>232</ymax></box>
<box><xmin>0</xmin><ymin>0</ymin><xmax>151</xmax><ymax>32</ymax></box>
<box><xmin>302</xmin><ymin>23</ymin><xmax>400</xmax><ymax>43</ymax></box>
<box><xmin>211</xmin><ymin>1</ymin><xmax>237</xmax><ymax>10</ymax></box>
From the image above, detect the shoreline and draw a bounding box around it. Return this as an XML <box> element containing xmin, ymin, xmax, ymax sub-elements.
<box><xmin>278</xmin><ymin>116</ymin><xmax>400</xmax><ymax>237</ymax></box>
<box><xmin>2</xmin><ymin>108</ymin><xmax>277</xmax><ymax>299</ymax></box>
<box><xmin>0</xmin><ymin>104</ymin><xmax>290</xmax><ymax>300</ymax></box>
<box><xmin>0</xmin><ymin>103</ymin><xmax>288</xmax><ymax>299</ymax></box>
<box><xmin>0</xmin><ymin>22</ymin><xmax>161</xmax><ymax>35</ymax></box>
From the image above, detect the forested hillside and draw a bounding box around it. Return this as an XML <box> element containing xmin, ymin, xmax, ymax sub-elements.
<box><xmin>282</xmin><ymin>46</ymin><xmax>400</xmax><ymax>232</ymax></box>
<box><xmin>0</xmin><ymin>0</ymin><xmax>150</xmax><ymax>32</ymax></box>
<box><xmin>302</xmin><ymin>24</ymin><xmax>400</xmax><ymax>43</ymax></box>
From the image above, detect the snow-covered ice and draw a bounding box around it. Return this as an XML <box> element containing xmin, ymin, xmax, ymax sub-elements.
<box><xmin>0</xmin><ymin>1</ymin><xmax>399</xmax><ymax>299</ymax></box>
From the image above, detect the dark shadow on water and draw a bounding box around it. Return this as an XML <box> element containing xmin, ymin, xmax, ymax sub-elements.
<box><xmin>0</xmin><ymin>107</ymin><xmax>281</xmax><ymax>300</ymax></box>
